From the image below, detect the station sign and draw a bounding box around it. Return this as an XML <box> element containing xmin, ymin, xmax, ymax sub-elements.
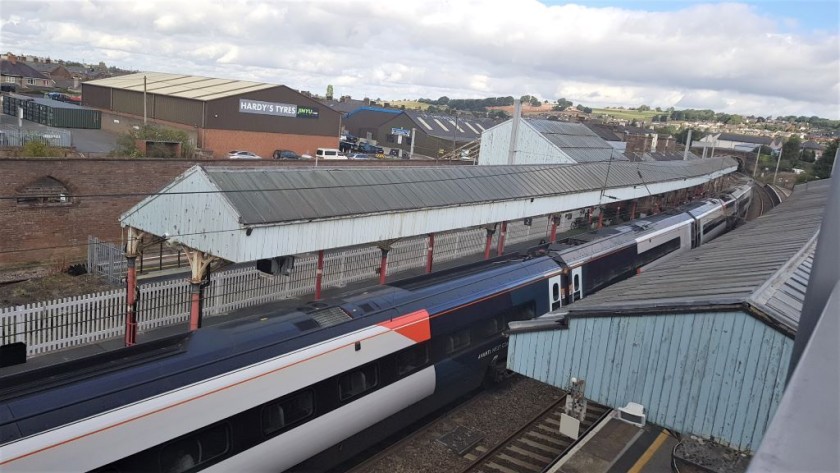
<box><xmin>391</xmin><ymin>127</ymin><xmax>411</xmax><ymax>137</ymax></box>
<box><xmin>239</xmin><ymin>99</ymin><xmax>319</xmax><ymax>119</ymax></box>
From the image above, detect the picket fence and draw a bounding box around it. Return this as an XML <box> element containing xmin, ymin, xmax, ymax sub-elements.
<box><xmin>2</xmin><ymin>217</ymin><xmax>560</xmax><ymax>357</ymax></box>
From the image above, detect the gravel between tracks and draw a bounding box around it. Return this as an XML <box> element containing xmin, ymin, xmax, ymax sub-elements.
<box><xmin>358</xmin><ymin>375</ymin><xmax>566</xmax><ymax>473</ymax></box>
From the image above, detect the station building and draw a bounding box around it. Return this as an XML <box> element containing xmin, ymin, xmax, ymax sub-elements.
<box><xmin>82</xmin><ymin>72</ymin><xmax>342</xmax><ymax>158</ymax></box>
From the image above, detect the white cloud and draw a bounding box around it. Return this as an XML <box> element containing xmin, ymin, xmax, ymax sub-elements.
<box><xmin>1</xmin><ymin>0</ymin><xmax>837</xmax><ymax>117</ymax></box>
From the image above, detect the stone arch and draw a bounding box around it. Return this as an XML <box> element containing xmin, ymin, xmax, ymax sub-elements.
<box><xmin>16</xmin><ymin>176</ymin><xmax>72</xmax><ymax>206</ymax></box>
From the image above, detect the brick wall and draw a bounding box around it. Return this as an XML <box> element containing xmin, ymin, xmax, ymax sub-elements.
<box><xmin>624</xmin><ymin>134</ymin><xmax>655</xmax><ymax>154</ymax></box>
<box><xmin>203</xmin><ymin>129</ymin><xmax>337</xmax><ymax>159</ymax></box>
<box><xmin>0</xmin><ymin>158</ymin><xmax>470</xmax><ymax>270</ymax></box>
<box><xmin>656</xmin><ymin>135</ymin><xmax>676</xmax><ymax>152</ymax></box>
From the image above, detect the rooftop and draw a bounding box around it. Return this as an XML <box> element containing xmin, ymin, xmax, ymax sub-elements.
<box><xmin>84</xmin><ymin>71</ymin><xmax>280</xmax><ymax>102</ymax></box>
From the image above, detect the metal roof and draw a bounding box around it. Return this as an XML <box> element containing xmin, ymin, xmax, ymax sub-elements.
<box><xmin>716</xmin><ymin>133</ymin><xmax>772</xmax><ymax>145</ymax></box>
<box><xmin>84</xmin><ymin>72</ymin><xmax>278</xmax><ymax>101</ymax></box>
<box><xmin>558</xmin><ymin>179</ymin><xmax>831</xmax><ymax>333</ymax></box>
<box><xmin>204</xmin><ymin>159</ymin><xmax>736</xmax><ymax>225</ymax></box>
<box><xmin>526</xmin><ymin>119</ymin><xmax>627</xmax><ymax>163</ymax></box>
<box><xmin>403</xmin><ymin>110</ymin><xmax>497</xmax><ymax>141</ymax></box>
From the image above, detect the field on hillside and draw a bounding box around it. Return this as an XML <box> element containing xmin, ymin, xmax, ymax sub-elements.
<box><xmin>386</xmin><ymin>100</ymin><xmax>432</xmax><ymax>110</ymax></box>
<box><xmin>592</xmin><ymin>108</ymin><xmax>660</xmax><ymax>121</ymax></box>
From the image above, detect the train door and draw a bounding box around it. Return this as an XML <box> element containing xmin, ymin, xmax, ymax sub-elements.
<box><xmin>548</xmin><ymin>275</ymin><xmax>563</xmax><ymax>311</ymax></box>
<box><xmin>570</xmin><ymin>266</ymin><xmax>583</xmax><ymax>302</ymax></box>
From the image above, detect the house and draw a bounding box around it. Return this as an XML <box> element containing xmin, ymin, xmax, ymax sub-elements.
<box><xmin>800</xmin><ymin>140</ymin><xmax>825</xmax><ymax>159</ymax></box>
<box><xmin>1</xmin><ymin>53</ymin><xmax>54</xmax><ymax>90</ymax></box>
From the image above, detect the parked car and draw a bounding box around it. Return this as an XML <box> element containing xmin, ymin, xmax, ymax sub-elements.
<box><xmin>357</xmin><ymin>143</ymin><xmax>384</xmax><ymax>154</ymax></box>
<box><xmin>273</xmin><ymin>149</ymin><xmax>302</xmax><ymax>160</ymax></box>
<box><xmin>315</xmin><ymin>148</ymin><xmax>347</xmax><ymax>160</ymax></box>
<box><xmin>347</xmin><ymin>153</ymin><xmax>370</xmax><ymax>160</ymax></box>
<box><xmin>228</xmin><ymin>150</ymin><xmax>262</xmax><ymax>160</ymax></box>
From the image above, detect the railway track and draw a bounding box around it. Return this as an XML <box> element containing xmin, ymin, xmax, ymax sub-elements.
<box><xmin>459</xmin><ymin>398</ymin><xmax>610</xmax><ymax>473</ymax></box>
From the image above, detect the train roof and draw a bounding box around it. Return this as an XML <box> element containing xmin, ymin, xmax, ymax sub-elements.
<box><xmin>557</xmin><ymin>179</ymin><xmax>829</xmax><ymax>335</ymax></box>
<box><xmin>550</xmin><ymin>208</ymin><xmax>696</xmax><ymax>266</ymax></box>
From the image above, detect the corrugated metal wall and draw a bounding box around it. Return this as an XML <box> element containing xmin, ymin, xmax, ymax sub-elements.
<box><xmin>112</xmin><ymin>89</ymin><xmax>149</xmax><ymax>117</ymax></box>
<box><xmin>479</xmin><ymin>120</ymin><xmax>575</xmax><ymax>165</ymax></box>
<box><xmin>80</xmin><ymin>84</ymin><xmax>111</xmax><ymax>110</ymax></box>
<box><xmin>154</xmin><ymin>96</ymin><xmax>203</xmax><ymax>127</ymax></box>
<box><xmin>508</xmin><ymin>311</ymin><xmax>793</xmax><ymax>452</ymax></box>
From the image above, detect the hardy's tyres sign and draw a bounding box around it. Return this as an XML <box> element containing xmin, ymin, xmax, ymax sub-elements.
<box><xmin>239</xmin><ymin>99</ymin><xmax>319</xmax><ymax>119</ymax></box>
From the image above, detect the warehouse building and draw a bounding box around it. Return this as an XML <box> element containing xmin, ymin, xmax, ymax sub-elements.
<box><xmin>82</xmin><ymin>72</ymin><xmax>341</xmax><ymax>158</ymax></box>
<box><xmin>375</xmin><ymin>111</ymin><xmax>497</xmax><ymax>158</ymax></box>
<box><xmin>479</xmin><ymin>118</ymin><xmax>627</xmax><ymax>165</ymax></box>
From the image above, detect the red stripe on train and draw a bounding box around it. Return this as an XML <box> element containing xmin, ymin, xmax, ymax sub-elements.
<box><xmin>378</xmin><ymin>309</ymin><xmax>431</xmax><ymax>343</ymax></box>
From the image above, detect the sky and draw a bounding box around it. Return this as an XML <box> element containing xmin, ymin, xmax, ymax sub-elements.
<box><xmin>2</xmin><ymin>0</ymin><xmax>838</xmax><ymax>118</ymax></box>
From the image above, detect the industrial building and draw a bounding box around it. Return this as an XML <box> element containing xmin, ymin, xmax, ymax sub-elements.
<box><xmin>479</xmin><ymin>118</ymin><xmax>627</xmax><ymax>165</ymax></box>
<box><xmin>506</xmin><ymin>180</ymin><xmax>829</xmax><ymax>453</ymax></box>
<box><xmin>82</xmin><ymin>72</ymin><xmax>341</xmax><ymax>158</ymax></box>
<box><xmin>341</xmin><ymin>106</ymin><xmax>402</xmax><ymax>142</ymax></box>
<box><xmin>374</xmin><ymin>111</ymin><xmax>497</xmax><ymax>158</ymax></box>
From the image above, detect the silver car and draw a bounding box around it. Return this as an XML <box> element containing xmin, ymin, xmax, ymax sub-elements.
<box><xmin>228</xmin><ymin>150</ymin><xmax>262</xmax><ymax>160</ymax></box>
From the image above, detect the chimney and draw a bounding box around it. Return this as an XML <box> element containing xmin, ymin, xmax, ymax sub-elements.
<box><xmin>73</xmin><ymin>76</ymin><xmax>80</xmax><ymax>89</ymax></box>
<box><xmin>8</xmin><ymin>53</ymin><xmax>17</xmax><ymax>64</ymax></box>
<box><xmin>363</xmin><ymin>97</ymin><xmax>370</xmax><ymax>105</ymax></box>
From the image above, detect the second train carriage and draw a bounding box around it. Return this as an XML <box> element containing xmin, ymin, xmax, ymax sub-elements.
<box><xmin>0</xmin><ymin>182</ymin><xmax>752</xmax><ymax>472</ymax></box>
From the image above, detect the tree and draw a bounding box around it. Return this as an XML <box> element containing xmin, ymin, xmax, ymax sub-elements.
<box><xmin>575</xmin><ymin>104</ymin><xmax>592</xmax><ymax>114</ymax></box>
<box><xmin>800</xmin><ymin>149</ymin><xmax>816</xmax><ymax>163</ymax></box>
<box><xmin>437</xmin><ymin>96</ymin><xmax>450</xmax><ymax>105</ymax></box>
<box><xmin>781</xmin><ymin>135</ymin><xmax>802</xmax><ymax>166</ymax></box>
<box><xmin>638</xmin><ymin>105</ymin><xmax>650</xmax><ymax>111</ymax></box>
<box><xmin>814</xmin><ymin>139</ymin><xmax>838</xmax><ymax>178</ymax></box>
<box><xmin>326</xmin><ymin>84</ymin><xmax>334</xmax><ymax>100</ymax></box>
<box><xmin>553</xmin><ymin>97</ymin><xmax>573</xmax><ymax>111</ymax></box>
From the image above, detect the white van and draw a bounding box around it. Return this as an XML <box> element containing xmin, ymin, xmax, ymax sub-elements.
<box><xmin>315</xmin><ymin>148</ymin><xmax>347</xmax><ymax>160</ymax></box>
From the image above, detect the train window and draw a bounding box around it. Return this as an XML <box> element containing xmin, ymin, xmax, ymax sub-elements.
<box><xmin>475</xmin><ymin>317</ymin><xmax>501</xmax><ymax>340</ymax></box>
<box><xmin>573</xmin><ymin>275</ymin><xmax>580</xmax><ymax>292</ymax></box>
<box><xmin>553</xmin><ymin>283</ymin><xmax>560</xmax><ymax>301</ymax></box>
<box><xmin>339</xmin><ymin>364</ymin><xmax>378</xmax><ymax>401</ymax></box>
<box><xmin>504</xmin><ymin>304</ymin><xmax>536</xmax><ymax>324</ymax></box>
<box><xmin>637</xmin><ymin>237</ymin><xmax>681</xmax><ymax>268</ymax></box>
<box><xmin>396</xmin><ymin>343</ymin><xmax>430</xmax><ymax>376</ymax></box>
<box><xmin>159</xmin><ymin>423</ymin><xmax>230</xmax><ymax>473</ymax></box>
<box><xmin>262</xmin><ymin>390</ymin><xmax>315</xmax><ymax>436</ymax></box>
<box><xmin>703</xmin><ymin>218</ymin><xmax>726</xmax><ymax>235</ymax></box>
<box><xmin>445</xmin><ymin>328</ymin><xmax>471</xmax><ymax>354</ymax></box>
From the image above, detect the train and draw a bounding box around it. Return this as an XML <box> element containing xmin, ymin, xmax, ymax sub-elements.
<box><xmin>0</xmin><ymin>182</ymin><xmax>752</xmax><ymax>472</ymax></box>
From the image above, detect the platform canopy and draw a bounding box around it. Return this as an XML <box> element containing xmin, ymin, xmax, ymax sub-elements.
<box><xmin>120</xmin><ymin>158</ymin><xmax>737</xmax><ymax>263</ymax></box>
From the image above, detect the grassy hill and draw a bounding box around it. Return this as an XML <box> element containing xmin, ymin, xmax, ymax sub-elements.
<box><xmin>592</xmin><ymin>108</ymin><xmax>661</xmax><ymax>122</ymax></box>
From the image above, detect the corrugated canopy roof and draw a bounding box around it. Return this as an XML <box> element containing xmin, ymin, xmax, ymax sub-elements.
<box><xmin>205</xmin><ymin>158</ymin><xmax>736</xmax><ymax>225</ymax></box>
<box><xmin>526</xmin><ymin>119</ymin><xmax>628</xmax><ymax>163</ymax></box>
<box><xmin>84</xmin><ymin>72</ymin><xmax>278</xmax><ymax>101</ymax></box>
<box><xmin>560</xmin><ymin>179</ymin><xmax>831</xmax><ymax>333</ymax></box>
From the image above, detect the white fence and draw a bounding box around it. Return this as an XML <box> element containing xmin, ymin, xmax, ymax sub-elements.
<box><xmin>2</xmin><ymin>218</ymin><xmax>561</xmax><ymax>357</ymax></box>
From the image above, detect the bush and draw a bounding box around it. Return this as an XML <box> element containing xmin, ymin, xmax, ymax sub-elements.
<box><xmin>21</xmin><ymin>140</ymin><xmax>60</xmax><ymax>157</ymax></box>
<box><xmin>112</xmin><ymin>124</ymin><xmax>194</xmax><ymax>158</ymax></box>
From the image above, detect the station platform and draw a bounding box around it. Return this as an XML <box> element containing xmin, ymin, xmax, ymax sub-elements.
<box><xmin>550</xmin><ymin>415</ymin><xmax>677</xmax><ymax>473</ymax></box>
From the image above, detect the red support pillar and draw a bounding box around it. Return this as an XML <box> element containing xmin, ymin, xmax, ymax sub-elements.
<box><xmin>588</xmin><ymin>207</ymin><xmax>594</xmax><ymax>227</ymax></box>
<box><xmin>497</xmin><ymin>221</ymin><xmax>507</xmax><ymax>256</ymax></box>
<box><xmin>188</xmin><ymin>281</ymin><xmax>202</xmax><ymax>331</ymax></box>
<box><xmin>484</xmin><ymin>228</ymin><xmax>495</xmax><ymax>260</ymax></box>
<box><xmin>124</xmin><ymin>256</ymin><xmax>137</xmax><ymax>346</ymax></box>
<box><xmin>379</xmin><ymin>248</ymin><xmax>390</xmax><ymax>284</ymax></box>
<box><xmin>597</xmin><ymin>208</ymin><xmax>604</xmax><ymax>229</ymax></box>
<box><xmin>314</xmin><ymin>250</ymin><xmax>325</xmax><ymax>300</ymax></box>
<box><xmin>425</xmin><ymin>233</ymin><xmax>435</xmax><ymax>273</ymax></box>
<box><xmin>549</xmin><ymin>216</ymin><xmax>558</xmax><ymax>243</ymax></box>
<box><xmin>630</xmin><ymin>200</ymin><xmax>637</xmax><ymax>221</ymax></box>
